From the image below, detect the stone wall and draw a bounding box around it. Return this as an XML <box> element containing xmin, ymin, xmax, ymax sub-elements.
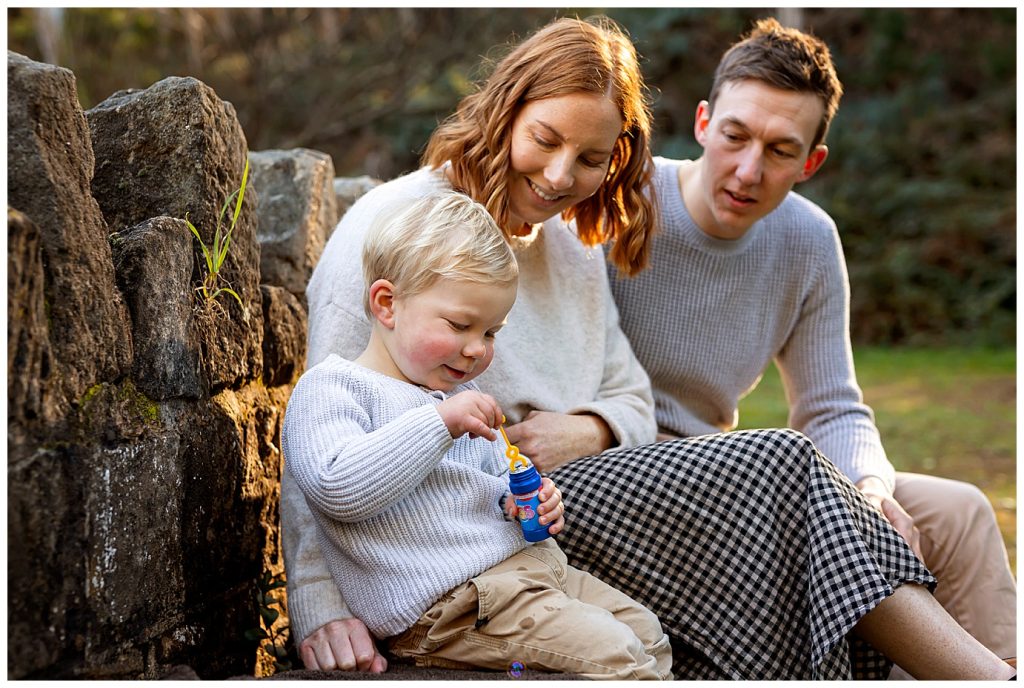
<box><xmin>7</xmin><ymin>52</ymin><xmax>368</xmax><ymax>679</ymax></box>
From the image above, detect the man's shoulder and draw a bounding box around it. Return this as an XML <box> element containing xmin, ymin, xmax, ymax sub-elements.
<box><xmin>774</xmin><ymin>191</ymin><xmax>836</xmax><ymax>229</ymax></box>
<box><xmin>763</xmin><ymin>192</ymin><xmax>839</xmax><ymax>246</ymax></box>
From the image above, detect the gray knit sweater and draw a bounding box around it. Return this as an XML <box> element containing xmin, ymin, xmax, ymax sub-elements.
<box><xmin>608</xmin><ymin>156</ymin><xmax>894</xmax><ymax>490</ymax></box>
<box><xmin>282</xmin><ymin>355</ymin><xmax>525</xmax><ymax>638</ymax></box>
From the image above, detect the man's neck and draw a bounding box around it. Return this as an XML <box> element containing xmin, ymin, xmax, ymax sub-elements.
<box><xmin>677</xmin><ymin>158</ymin><xmax>749</xmax><ymax>241</ymax></box>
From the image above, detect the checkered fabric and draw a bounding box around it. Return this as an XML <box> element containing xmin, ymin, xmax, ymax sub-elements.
<box><xmin>549</xmin><ymin>429</ymin><xmax>936</xmax><ymax>680</ymax></box>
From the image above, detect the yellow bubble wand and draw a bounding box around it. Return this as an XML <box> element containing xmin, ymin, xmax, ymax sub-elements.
<box><xmin>499</xmin><ymin>415</ymin><xmax>530</xmax><ymax>472</ymax></box>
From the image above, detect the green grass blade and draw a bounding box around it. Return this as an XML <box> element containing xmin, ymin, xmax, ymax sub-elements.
<box><xmin>217</xmin><ymin>232</ymin><xmax>233</xmax><ymax>267</ymax></box>
<box><xmin>221</xmin><ymin>287</ymin><xmax>244</xmax><ymax>307</ymax></box>
<box><xmin>185</xmin><ymin>216</ymin><xmax>215</xmax><ymax>273</ymax></box>
<box><xmin>185</xmin><ymin>214</ymin><xmax>202</xmax><ymax>241</ymax></box>
<box><xmin>219</xmin><ymin>189</ymin><xmax>239</xmax><ymax>228</ymax></box>
<box><xmin>231</xmin><ymin>158</ymin><xmax>250</xmax><ymax>230</ymax></box>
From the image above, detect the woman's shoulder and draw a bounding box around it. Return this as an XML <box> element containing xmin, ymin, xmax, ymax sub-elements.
<box><xmin>345</xmin><ymin>166</ymin><xmax>450</xmax><ymax>219</ymax></box>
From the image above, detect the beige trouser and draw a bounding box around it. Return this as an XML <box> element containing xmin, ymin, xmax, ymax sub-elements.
<box><xmin>386</xmin><ymin>539</ymin><xmax>673</xmax><ymax>680</ymax></box>
<box><xmin>889</xmin><ymin>471</ymin><xmax>1017</xmax><ymax>679</ymax></box>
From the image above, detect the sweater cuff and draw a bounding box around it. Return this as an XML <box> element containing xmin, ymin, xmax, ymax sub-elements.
<box><xmin>569</xmin><ymin>400</ymin><xmax>657</xmax><ymax>451</ymax></box>
<box><xmin>287</xmin><ymin>578</ymin><xmax>354</xmax><ymax>644</ymax></box>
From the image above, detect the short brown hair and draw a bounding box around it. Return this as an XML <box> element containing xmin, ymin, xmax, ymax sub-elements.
<box><xmin>422</xmin><ymin>16</ymin><xmax>656</xmax><ymax>276</ymax></box>
<box><xmin>710</xmin><ymin>17</ymin><xmax>843</xmax><ymax>148</ymax></box>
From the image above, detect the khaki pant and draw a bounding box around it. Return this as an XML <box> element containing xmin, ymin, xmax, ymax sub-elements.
<box><xmin>890</xmin><ymin>471</ymin><xmax>1017</xmax><ymax>679</ymax></box>
<box><xmin>386</xmin><ymin>539</ymin><xmax>673</xmax><ymax>680</ymax></box>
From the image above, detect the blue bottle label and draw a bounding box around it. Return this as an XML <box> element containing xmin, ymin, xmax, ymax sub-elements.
<box><xmin>514</xmin><ymin>491</ymin><xmax>550</xmax><ymax>541</ymax></box>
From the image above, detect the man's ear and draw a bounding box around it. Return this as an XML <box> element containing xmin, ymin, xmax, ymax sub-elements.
<box><xmin>798</xmin><ymin>145</ymin><xmax>829</xmax><ymax>182</ymax></box>
<box><xmin>367</xmin><ymin>279</ymin><xmax>397</xmax><ymax>329</ymax></box>
<box><xmin>693</xmin><ymin>100</ymin><xmax>712</xmax><ymax>147</ymax></box>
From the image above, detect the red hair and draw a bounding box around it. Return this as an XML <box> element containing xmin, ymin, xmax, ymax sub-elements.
<box><xmin>422</xmin><ymin>16</ymin><xmax>656</xmax><ymax>276</ymax></box>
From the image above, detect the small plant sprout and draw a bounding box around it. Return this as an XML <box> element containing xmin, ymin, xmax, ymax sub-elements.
<box><xmin>244</xmin><ymin>570</ymin><xmax>294</xmax><ymax>674</ymax></box>
<box><xmin>185</xmin><ymin>158</ymin><xmax>250</xmax><ymax>311</ymax></box>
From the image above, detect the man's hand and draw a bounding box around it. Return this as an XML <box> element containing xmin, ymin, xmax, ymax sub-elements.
<box><xmin>436</xmin><ymin>391</ymin><xmax>502</xmax><ymax>441</ymax></box>
<box><xmin>298</xmin><ymin>618</ymin><xmax>388</xmax><ymax>673</ymax></box>
<box><xmin>857</xmin><ymin>476</ymin><xmax>923</xmax><ymax>561</ymax></box>
<box><xmin>504</xmin><ymin>411</ymin><xmax>613</xmax><ymax>472</ymax></box>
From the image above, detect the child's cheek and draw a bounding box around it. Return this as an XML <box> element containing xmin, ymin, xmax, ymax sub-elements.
<box><xmin>408</xmin><ymin>336</ymin><xmax>456</xmax><ymax>367</ymax></box>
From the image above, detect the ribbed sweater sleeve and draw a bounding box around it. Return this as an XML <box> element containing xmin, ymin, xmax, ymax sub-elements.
<box><xmin>609</xmin><ymin>156</ymin><xmax>894</xmax><ymax>490</ymax></box>
<box><xmin>773</xmin><ymin>219</ymin><xmax>895</xmax><ymax>491</ymax></box>
<box><xmin>284</xmin><ymin>360</ymin><xmax>453</xmax><ymax>522</ymax></box>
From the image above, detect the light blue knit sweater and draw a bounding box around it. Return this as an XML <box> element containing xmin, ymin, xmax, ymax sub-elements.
<box><xmin>282</xmin><ymin>355</ymin><xmax>525</xmax><ymax>638</ymax></box>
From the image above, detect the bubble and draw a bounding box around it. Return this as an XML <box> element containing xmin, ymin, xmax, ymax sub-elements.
<box><xmin>508</xmin><ymin>661</ymin><xmax>525</xmax><ymax>678</ymax></box>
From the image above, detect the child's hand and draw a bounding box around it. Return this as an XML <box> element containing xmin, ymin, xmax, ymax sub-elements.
<box><xmin>436</xmin><ymin>390</ymin><xmax>502</xmax><ymax>441</ymax></box>
<box><xmin>537</xmin><ymin>477</ymin><xmax>565</xmax><ymax>535</ymax></box>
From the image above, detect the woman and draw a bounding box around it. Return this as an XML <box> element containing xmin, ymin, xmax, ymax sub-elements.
<box><xmin>284</xmin><ymin>15</ymin><xmax>1014</xmax><ymax>680</ymax></box>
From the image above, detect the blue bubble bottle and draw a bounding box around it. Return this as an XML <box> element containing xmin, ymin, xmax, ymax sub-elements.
<box><xmin>508</xmin><ymin>458</ymin><xmax>551</xmax><ymax>542</ymax></box>
<box><xmin>498</xmin><ymin>416</ymin><xmax>552</xmax><ymax>543</ymax></box>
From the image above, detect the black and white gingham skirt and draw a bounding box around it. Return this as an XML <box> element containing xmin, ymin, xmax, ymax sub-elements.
<box><xmin>549</xmin><ymin>429</ymin><xmax>936</xmax><ymax>680</ymax></box>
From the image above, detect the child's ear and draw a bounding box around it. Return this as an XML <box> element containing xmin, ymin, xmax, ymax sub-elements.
<box><xmin>367</xmin><ymin>279</ymin><xmax>398</xmax><ymax>329</ymax></box>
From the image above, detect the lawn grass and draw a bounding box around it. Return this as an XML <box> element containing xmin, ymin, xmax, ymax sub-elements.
<box><xmin>736</xmin><ymin>346</ymin><xmax>1016</xmax><ymax>574</ymax></box>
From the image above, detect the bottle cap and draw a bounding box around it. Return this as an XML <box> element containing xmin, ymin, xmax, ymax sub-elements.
<box><xmin>508</xmin><ymin>463</ymin><xmax>541</xmax><ymax>495</ymax></box>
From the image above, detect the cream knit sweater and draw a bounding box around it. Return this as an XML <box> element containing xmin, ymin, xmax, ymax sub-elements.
<box><xmin>283</xmin><ymin>165</ymin><xmax>656</xmax><ymax>641</ymax></box>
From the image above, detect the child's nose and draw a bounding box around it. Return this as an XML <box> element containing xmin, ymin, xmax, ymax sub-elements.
<box><xmin>463</xmin><ymin>337</ymin><xmax>486</xmax><ymax>359</ymax></box>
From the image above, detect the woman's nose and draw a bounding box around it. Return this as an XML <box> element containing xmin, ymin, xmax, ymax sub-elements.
<box><xmin>544</xmin><ymin>153</ymin><xmax>574</xmax><ymax>191</ymax></box>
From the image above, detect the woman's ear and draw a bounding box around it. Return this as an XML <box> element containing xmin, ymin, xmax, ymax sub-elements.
<box><xmin>367</xmin><ymin>279</ymin><xmax>398</xmax><ymax>329</ymax></box>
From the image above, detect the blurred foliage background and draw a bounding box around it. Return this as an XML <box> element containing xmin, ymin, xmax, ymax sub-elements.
<box><xmin>7</xmin><ymin>7</ymin><xmax>1016</xmax><ymax>347</ymax></box>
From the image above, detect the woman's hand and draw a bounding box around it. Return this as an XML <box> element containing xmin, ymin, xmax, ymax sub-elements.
<box><xmin>504</xmin><ymin>411</ymin><xmax>613</xmax><ymax>472</ymax></box>
<box><xmin>298</xmin><ymin>618</ymin><xmax>388</xmax><ymax>673</ymax></box>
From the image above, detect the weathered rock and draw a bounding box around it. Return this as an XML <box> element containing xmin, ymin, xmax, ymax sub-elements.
<box><xmin>9</xmin><ymin>59</ymin><xmax>307</xmax><ymax>681</ymax></box>
<box><xmin>7</xmin><ymin>445</ymin><xmax>86</xmax><ymax>678</ymax></box>
<box><xmin>161</xmin><ymin>664</ymin><xmax>201</xmax><ymax>680</ymax></box>
<box><xmin>86</xmin><ymin>75</ymin><xmax>263</xmax><ymax>392</ymax></box>
<box><xmin>74</xmin><ymin>381</ymin><xmax>268</xmax><ymax>679</ymax></box>
<box><xmin>111</xmin><ymin>217</ymin><xmax>203</xmax><ymax>400</ymax></box>
<box><xmin>7</xmin><ymin>208</ymin><xmax>57</xmax><ymax>440</ymax></box>
<box><xmin>249</xmin><ymin>149</ymin><xmax>337</xmax><ymax>300</ymax></box>
<box><xmin>260</xmin><ymin>285</ymin><xmax>308</xmax><ymax>388</ymax></box>
<box><xmin>332</xmin><ymin>175</ymin><xmax>381</xmax><ymax>234</ymax></box>
<box><xmin>6</xmin><ymin>51</ymin><xmax>133</xmax><ymax>409</ymax></box>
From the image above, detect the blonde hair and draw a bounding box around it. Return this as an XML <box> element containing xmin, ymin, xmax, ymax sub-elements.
<box><xmin>422</xmin><ymin>15</ymin><xmax>656</xmax><ymax>277</ymax></box>
<box><xmin>362</xmin><ymin>190</ymin><xmax>519</xmax><ymax>316</ymax></box>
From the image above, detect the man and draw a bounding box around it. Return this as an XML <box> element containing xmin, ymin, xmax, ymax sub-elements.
<box><xmin>608</xmin><ymin>17</ymin><xmax>1015</xmax><ymax>667</ymax></box>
